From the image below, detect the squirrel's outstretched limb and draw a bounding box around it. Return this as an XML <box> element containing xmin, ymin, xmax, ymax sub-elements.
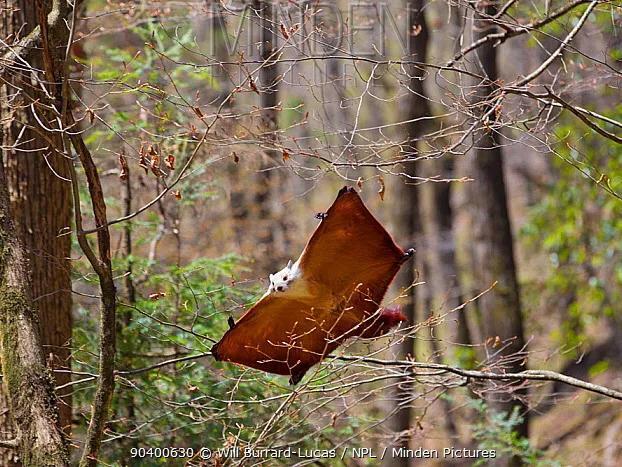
<box><xmin>401</xmin><ymin>248</ymin><xmax>415</xmax><ymax>263</ymax></box>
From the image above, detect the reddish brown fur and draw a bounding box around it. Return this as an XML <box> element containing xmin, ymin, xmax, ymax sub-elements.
<box><xmin>356</xmin><ymin>305</ymin><xmax>407</xmax><ymax>339</ymax></box>
<box><xmin>212</xmin><ymin>187</ymin><xmax>412</xmax><ymax>383</ymax></box>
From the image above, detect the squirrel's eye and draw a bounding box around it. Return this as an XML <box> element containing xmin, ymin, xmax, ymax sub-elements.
<box><xmin>283</xmin><ymin>276</ymin><xmax>288</xmax><ymax>281</ymax></box>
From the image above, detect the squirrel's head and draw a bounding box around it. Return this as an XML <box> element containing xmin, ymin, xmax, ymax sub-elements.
<box><xmin>269</xmin><ymin>260</ymin><xmax>294</xmax><ymax>293</ymax></box>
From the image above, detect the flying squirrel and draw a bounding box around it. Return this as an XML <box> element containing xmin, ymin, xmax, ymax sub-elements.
<box><xmin>213</xmin><ymin>186</ymin><xmax>414</xmax><ymax>384</ymax></box>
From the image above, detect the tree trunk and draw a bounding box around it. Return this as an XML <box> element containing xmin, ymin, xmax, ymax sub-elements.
<box><xmin>421</xmin><ymin>157</ymin><xmax>472</xmax><ymax>361</ymax></box>
<box><xmin>0</xmin><ymin>0</ymin><xmax>73</xmax><ymax>459</ymax></box>
<box><xmin>466</xmin><ymin>0</ymin><xmax>529</xmax><ymax>455</ymax></box>
<box><xmin>208</xmin><ymin>1</ymin><xmax>249</xmax><ymax>251</ymax></box>
<box><xmin>386</xmin><ymin>2</ymin><xmax>428</xmax><ymax>465</ymax></box>
<box><xmin>69</xmin><ymin>118</ymin><xmax>117</xmax><ymax>467</ymax></box>
<box><xmin>252</xmin><ymin>0</ymin><xmax>287</xmax><ymax>268</ymax></box>
<box><xmin>0</xmin><ymin>149</ymin><xmax>70</xmax><ymax>465</ymax></box>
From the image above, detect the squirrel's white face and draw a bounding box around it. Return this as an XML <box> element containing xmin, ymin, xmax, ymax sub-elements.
<box><xmin>269</xmin><ymin>260</ymin><xmax>298</xmax><ymax>293</ymax></box>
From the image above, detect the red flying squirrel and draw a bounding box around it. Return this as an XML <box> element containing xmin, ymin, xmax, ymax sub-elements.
<box><xmin>212</xmin><ymin>186</ymin><xmax>414</xmax><ymax>384</ymax></box>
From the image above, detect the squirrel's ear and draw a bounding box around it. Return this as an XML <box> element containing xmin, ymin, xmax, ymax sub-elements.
<box><xmin>287</xmin><ymin>260</ymin><xmax>292</xmax><ymax>268</ymax></box>
<box><xmin>269</xmin><ymin>274</ymin><xmax>274</xmax><ymax>281</ymax></box>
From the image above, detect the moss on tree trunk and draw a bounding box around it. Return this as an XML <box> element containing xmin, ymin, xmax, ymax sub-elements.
<box><xmin>0</xmin><ymin>0</ymin><xmax>74</xmax><ymax>447</ymax></box>
<box><xmin>0</xmin><ymin>164</ymin><xmax>69</xmax><ymax>465</ymax></box>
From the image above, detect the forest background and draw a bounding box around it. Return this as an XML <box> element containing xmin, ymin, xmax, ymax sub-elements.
<box><xmin>0</xmin><ymin>0</ymin><xmax>621</xmax><ymax>466</ymax></box>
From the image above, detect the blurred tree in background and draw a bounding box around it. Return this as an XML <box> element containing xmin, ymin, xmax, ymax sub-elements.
<box><xmin>0</xmin><ymin>0</ymin><xmax>621</xmax><ymax>465</ymax></box>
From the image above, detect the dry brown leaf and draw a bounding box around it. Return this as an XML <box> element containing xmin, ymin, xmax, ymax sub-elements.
<box><xmin>148</xmin><ymin>147</ymin><xmax>163</xmax><ymax>177</ymax></box>
<box><xmin>280</xmin><ymin>23</ymin><xmax>289</xmax><ymax>39</ymax></box>
<box><xmin>139</xmin><ymin>154</ymin><xmax>149</xmax><ymax>174</ymax></box>
<box><xmin>118</xmin><ymin>153</ymin><xmax>129</xmax><ymax>180</ymax></box>
<box><xmin>188</xmin><ymin>124</ymin><xmax>199</xmax><ymax>140</ymax></box>
<box><xmin>165</xmin><ymin>154</ymin><xmax>175</xmax><ymax>170</ymax></box>
<box><xmin>249</xmin><ymin>77</ymin><xmax>259</xmax><ymax>94</ymax></box>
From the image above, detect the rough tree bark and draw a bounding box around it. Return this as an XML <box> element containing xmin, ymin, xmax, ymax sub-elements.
<box><xmin>0</xmin><ymin>0</ymin><xmax>74</xmax><ymax>460</ymax></box>
<box><xmin>466</xmin><ymin>0</ymin><xmax>529</xmax><ymax>453</ymax></box>
<box><xmin>0</xmin><ymin>155</ymin><xmax>69</xmax><ymax>465</ymax></box>
<box><xmin>386</xmin><ymin>1</ymin><xmax>428</xmax><ymax>465</ymax></box>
